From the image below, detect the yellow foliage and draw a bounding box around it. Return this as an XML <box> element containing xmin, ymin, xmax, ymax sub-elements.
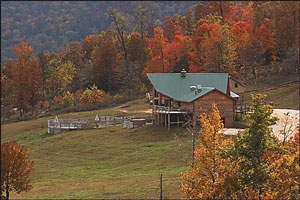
<box><xmin>181</xmin><ymin>103</ymin><xmax>235</xmax><ymax>199</ymax></box>
<box><xmin>52</xmin><ymin>91</ymin><xmax>74</xmax><ymax>108</ymax></box>
<box><xmin>80</xmin><ymin>84</ymin><xmax>110</xmax><ymax>105</ymax></box>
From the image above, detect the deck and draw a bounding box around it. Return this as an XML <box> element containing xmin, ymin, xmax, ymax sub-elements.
<box><xmin>152</xmin><ymin>105</ymin><xmax>189</xmax><ymax>114</ymax></box>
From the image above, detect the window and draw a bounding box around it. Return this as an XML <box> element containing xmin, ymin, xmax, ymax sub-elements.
<box><xmin>154</xmin><ymin>90</ymin><xmax>158</xmax><ymax>97</ymax></box>
<box><xmin>234</xmin><ymin>83</ymin><xmax>238</xmax><ymax>88</ymax></box>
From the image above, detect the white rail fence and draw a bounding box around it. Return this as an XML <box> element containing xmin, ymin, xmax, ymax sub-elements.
<box><xmin>48</xmin><ymin>115</ymin><xmax>148</xmax><ymax>134</ymax></box>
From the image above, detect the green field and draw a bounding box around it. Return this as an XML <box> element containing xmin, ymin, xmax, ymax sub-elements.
<box><xmin>1</xmin><ymin>99</ymin><xmax>193</xmax><ymax>199</ymax></box>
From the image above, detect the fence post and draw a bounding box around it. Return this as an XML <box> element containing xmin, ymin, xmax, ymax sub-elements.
<box><xmin>159</xmin><ymin>173</ymin><xmax>162</xmax><ymax>200</ymax></box>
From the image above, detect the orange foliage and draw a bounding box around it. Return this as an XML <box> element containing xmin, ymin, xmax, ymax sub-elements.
<box><xmin>8</xmin><ymin>41</ymin><xmax>42</xmax><ymax>112</ymax></box>
<box><xmin>256</xmin><ymin>18</ymin><xmax>278</xmax><ymax>61</ymax></box>
<box><xmin>1</xmin><ymin>141</ymin><xmax>34</xmax><ymax>199</ymax></box>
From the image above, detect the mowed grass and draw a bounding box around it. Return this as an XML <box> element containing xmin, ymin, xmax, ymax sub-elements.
<box><xmin>244</xmin><ymin>81</ymin><xmax>299</xmax><ymax>109</ymax></box>
<box><xmin>1</xmin><ymin>99</ymin><xmax>193</xmax><ymax>199</ymax></box>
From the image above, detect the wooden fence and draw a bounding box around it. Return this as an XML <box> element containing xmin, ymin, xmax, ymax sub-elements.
<box><xmin>48</xmin><ymin>116</ymin><xmax>149</xmax><ymax>134</ymax></box>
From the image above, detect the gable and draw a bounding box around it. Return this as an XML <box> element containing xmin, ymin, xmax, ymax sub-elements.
<box><xmin>147</xmin><ymin>73</ymin><xmax>229</xmax><ymax>102</ymax></box>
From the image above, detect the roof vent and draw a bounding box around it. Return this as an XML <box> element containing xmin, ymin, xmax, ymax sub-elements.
<box><xmin>181</xmin><ymin>69</ymin><xmax>186</xmax><ymax>77</ymax></box>
<box><xmin>197</xmin><ymin>85</ymin><xmax>201</xmax><ymax>91</ymax></box>
<box><xmin>190</xmin><ymin>86</ymin><xmax>196</xmax><ymax>91</ymax></box>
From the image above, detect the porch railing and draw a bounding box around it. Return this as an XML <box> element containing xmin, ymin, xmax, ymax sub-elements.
<box><xmin>152</xmin><ymin>105</ymin><xmax>189</xmax><ymax>114</ymax></box>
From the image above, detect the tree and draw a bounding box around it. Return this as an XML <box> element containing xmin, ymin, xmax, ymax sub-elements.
<box><xmin>163</xmin><ymin>16</ymin><xmax>178</xmax><ymax>42</ymax></box>
<box><xmin>37</xmin><ymin>50</ymin><xmax>50</xmax><ymax>102</ymax></box>
<box><xmin>189</xmin><ymin>18</ymin><xmax>237</xmax><ymax>74</ymax></box>
<box><xmin>181</xmin><ymin>103</ymin><xmax>234</xmax><ymax>199</ymax></box>
<box><xmin>92</xmin><ymin>39</ymin><xmax>117</xmax><ymax>93</ymax></box>
<box><xmin>6</xmin><ymin>41</ymin><xmax>42</xmax><ymax>116</ymax></box>
<box><xmin>1</xmin><ymin>60</ymin><xmax>14</xmax><ymax>107</ymax></box>
<box><xmin>142</xmin><ymin>27</ymin><xmax>167</xmax><ymax>76</ymax></box>
<box><xmin>230</xmin><ymin>20</ymin><xmax>261</xmax><ymax>79</ymax></box>
<box><xmin>208</xmin><ymin>1</ymin><xmax>232</xmax><ymax>24</ymax></box>
<box><xmin>45</xmin><ymin>58</ymin><xmax>75</xmax><ymax>99</ymax></box>
<box><xmin>80</xmin><ymin>84</ymin><xmax>110</xmax><ymax>105</ymax></box>
<box><xmin>273</xmin><ymin>1</ymin><xmax>299</xmax><ymax>51</ymax></box>
<box><xmin>227</xmin><ymin>94</ymin><xmax>282</xmax><ymax>199</ymax></box>
<box><xmin>132</xmin><ymin>5</ymin><xmax>150</xmax><ymax>40</ymax></box>
<box><xmin>61</xmin><ymin>42</ymin><xmax>85</xmax><ymax>70</ymax></box>
<box><xmin>1</xmin><ymin>141</ymin><xmax>34</xmax><ymax>200</ymax></box>
<box><xmin>256</xmin><ymin>18</ymin><xmax>277</xmax><ymax>63</ymax></box>
<box><xmin>266</xmin><ymin>131</ymin><xmax>300</xmax><ymax>199</ymax></box>
<box><xmin>107</xmin><ymin>8</ymin><xmax>130</xmax><ymax>71</ymax></box>
<box><xmin>164</xmin><ymin>30</ymin><xmax>191</xmax><ymax>73</ymax></box>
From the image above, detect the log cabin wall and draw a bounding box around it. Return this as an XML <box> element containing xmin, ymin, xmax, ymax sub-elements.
<box><xmin>152</xmin><ymin>89</ymin><xmax>235</xmax><ymax>128</ymax></box>
<box><xmin>229</xmin><ymin>77</ymin><xmax>245</xmax><ymax>103</ymax></box>
<box><xmin>193</xmin><ymin>90</ymin><xmax>235</xmax><ymax>128</ymax></box>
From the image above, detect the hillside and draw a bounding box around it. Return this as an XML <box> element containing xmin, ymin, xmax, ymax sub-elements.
<box><xmin>1</xmin><ymin>91</ymin><xmax>299</xmax><ymax>198</ymax></box>
<box><xmin>1</xmin><ymin>99</ymin><xmax>192</xmax><ymax>199</ymax></box>
<box><xmin>1</xmin><ymin>1</ymin><xmax>198</xmax><ymax>65</ymax></box>
<box><xmin>243</xmin><ymin>73</ymin><xmax>299</xmax><ymax>109</ymax></box>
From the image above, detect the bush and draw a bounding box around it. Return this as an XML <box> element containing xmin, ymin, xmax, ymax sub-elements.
<box><xmin>80</xmin><ymin>84</ymin><xmax>110</xmax><ymax>105</ymax></box>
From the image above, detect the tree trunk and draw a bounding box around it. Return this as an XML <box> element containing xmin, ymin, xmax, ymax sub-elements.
<box><xmin>6</xmin><ymin>182</ymin><xmax>9</xmax><ymax>200</ymax></box>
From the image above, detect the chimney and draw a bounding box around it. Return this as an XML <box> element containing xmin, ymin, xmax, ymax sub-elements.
<box><xmin>181</xmin><ymin>69</ymin><xmax>186</xmax><ymax>77</ymax></box>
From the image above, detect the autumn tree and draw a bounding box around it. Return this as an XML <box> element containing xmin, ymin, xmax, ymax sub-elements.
<box><xmin>127</xmin><ymin>32</ymin><xmax>149</xmax><ymax>65</ymax></box>
<box><xmin>1</xmin><ymin>60</ymin><xmax>14</xmax><ymax>107</ymax></box>
<box><xmin>82</xmin><ymin>35</ymin><xmax>101</xmax><ymax>62</ymax></box>
<box><xmin>189</xmin><ymin>17</ymin><xmax>237</xmax><ymax>74</ymax></box>
<box><xmin>125</xmin><ymin>32</ymin><xmax>150</xmax><ymax>97</ymax></box>
<box><xmin>256</xmin><ymin>18</ymin><xmax>277</xmax><ymax>64</ymax></box>
<box><xmin>193</xmin><ymin>3</ymin><xmax>210</xmax><ymax>22</ymax></box>
<box><xmin>181</xmin><ymin>103</ymin><xmax>234</xmax><ymax>199</ymax></box>
<box><xmin>229</xmin><ymin>1</ymin><xmax>255</xmax><ymax>26</ymax></box>
<box><xmin>231</xmin><ymin>20</ymin><xmax>261</xmax><ymax>79</ymax></box>
<box><xmin>107</xmin><ymin>8</ymin><xmax>130</xmax><ymax>70</ymax></box>
<box><xmin>37</xmin><ymin>50</ymin><xmax>50</xmax><ymax>102</ymax></box>
<box><xmin>208</xmin><ymin>1</ymin><xmax>232</xmax><ymax>24</ymax></box>
<box><xmin>185</xmin><ymin>8</ymin><xmax>195</xmax><ymax>37</ymax></box>
<box><xmin>4</xmin><ymin>41</ymin><xmax>42</xmax><ymax>117</ymax></box>
<box><xmin>163</xmin><ymin>16</ymin><xmax>179</xmax><ymax>42</ymax></box>
<box><xmin>265</xmin><ymin>130</ymin><xmax>300</xmax><ymax>199</ymax></box>
<box><xmin>273</xmin><ymin>1</ymin><xmax>299</xmax><ymax>51</ymax></box>
<box><xmin>142</xmin><ymin>27</ymin><xmax>167</xmax><ymax>76</ymax></box>
<box><xmin>61</xmin><ymin>42</ymin><xmax>85</xmax><ymax>70</ymax></box>
<box><xmin>1</xmin><ymin>141</ymin><xmax>34</xmax><ymax>200</ymax></box>
<box><xmin>226</xmin><ymin>94</ymin><xmax>282</xmax><ymax>199</ymax></box>
<box><xmin>45</xmin><ymin>56</ymin><xmax>75</xmax><ymax>99</ymax></box>
<box><xmin>92</xmin><ymin>39</ymin><xmax>118</xmax><ymax>93</ymax></box>
<box><xmin>80</xmin><ymin>84</ymin><xmax>110</xmax><ymax>105</ymax></box>
<box><xmin>164</xmin><ymin>30</ymin><xmax>191</xmax><ymax>73</ymax></box>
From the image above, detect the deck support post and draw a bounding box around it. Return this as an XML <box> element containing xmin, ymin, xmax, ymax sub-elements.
<box><xmin>168</xmin><ymin>113</ymin><xmax>170</xmax><ymax>131</ymax></box>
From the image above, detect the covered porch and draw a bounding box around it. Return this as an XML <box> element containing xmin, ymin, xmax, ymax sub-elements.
<box><xmin>152</xmin><ymin>105</ymin><xmax>191</xmax><ymax>130</ymax></box>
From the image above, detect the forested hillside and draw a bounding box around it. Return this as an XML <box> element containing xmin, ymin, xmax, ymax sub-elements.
<box><xmin>1</xmin><ymin>1</ymin><xmax>299</xmax><ymax>121</ymax></box>
<box><xmin>1</xmin><ymin>1</ymin><xmax>197</xmax><ymax>64</ymax></box>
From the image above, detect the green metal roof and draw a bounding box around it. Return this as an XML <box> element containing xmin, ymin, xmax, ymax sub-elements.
<box><xmin>147</xmin><ymin>73</ymin><xmax>229</xmax><ymax>102</ymax></box>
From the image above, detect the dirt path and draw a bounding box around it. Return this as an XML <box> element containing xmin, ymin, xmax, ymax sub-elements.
<box><xmin>223</xmin><ymin>109</ymin><xmax>299</xmax><ymax>142</ymax></box>
<box><xmin>119</xmin><ymin>108</ymin><xmax>152</xmax><ymax>114</ymax></box>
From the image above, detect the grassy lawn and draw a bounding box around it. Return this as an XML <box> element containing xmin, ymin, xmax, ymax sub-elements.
<box><xmin>1</xmin><ymin>99</ymin><xmax>193</xmax><ymax>199</ymax></box>
<box><xmin>244</xmin><ymin>81</ymin><xmax>299</xmax><ymax>109</ymax></box>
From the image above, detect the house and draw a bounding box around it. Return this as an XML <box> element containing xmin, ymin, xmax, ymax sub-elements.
<box><xmin>147</xmin><ymin>69</ymin><xmax>245</xmax><ymax>129</ymax></box>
